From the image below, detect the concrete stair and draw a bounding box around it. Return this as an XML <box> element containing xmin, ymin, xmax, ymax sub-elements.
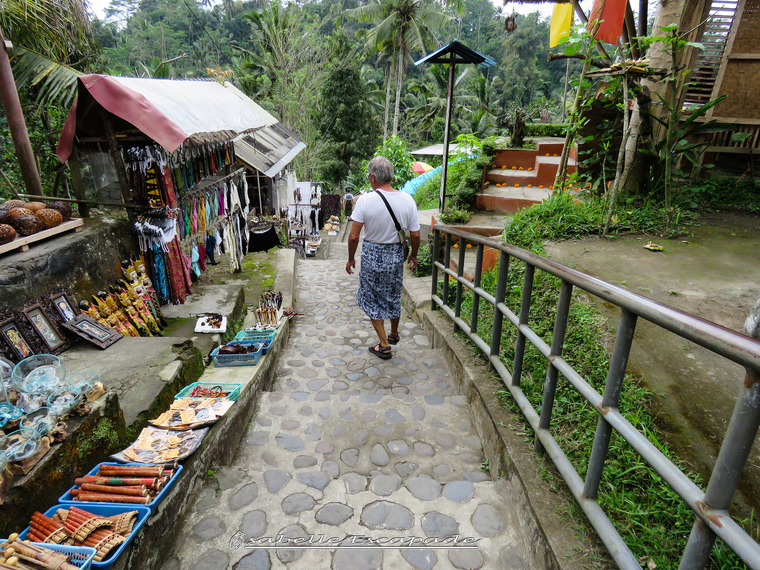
<box><xmin>477</xmin><ymin>138</ymin><xmax>576</xmax><ymax>215</ymax></box>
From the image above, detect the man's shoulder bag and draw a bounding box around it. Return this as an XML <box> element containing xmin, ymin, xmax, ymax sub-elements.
<box><xmin>375</xmin><ymin>190</ymin><xmax>410</xmax><ymax>261</ymax></box>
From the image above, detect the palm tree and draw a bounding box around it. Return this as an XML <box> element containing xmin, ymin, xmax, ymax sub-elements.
<box><xmin>346</xmin><ymin>0</ymin><xmax>454</xmax><ymax>137</ymax></box>
<box><xmin>405</xmin><ymin>63</ymin><xmax>472</xmax><ymax>138</ymax></box>
<box><xmin>1</xmin><ymin>0</ymin><xmax>96</xmax><ymax>106</ymax></box>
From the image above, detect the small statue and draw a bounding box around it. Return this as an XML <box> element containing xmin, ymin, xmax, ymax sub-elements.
<box><xmin>78</xmin><ymin>300</ymin><xmax>110</xmax><ymax>328</ymax></box>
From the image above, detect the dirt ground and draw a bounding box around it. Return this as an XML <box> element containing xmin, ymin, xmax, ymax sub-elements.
<box><xmin>544</xmin><ymin>210</ymin><xmax>760</xmax><ymax>517</ymax></box>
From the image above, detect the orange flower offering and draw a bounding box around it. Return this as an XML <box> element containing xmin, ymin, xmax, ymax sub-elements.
<box><xmin>514</xmin><ymin>184</ymin><xmax>519</xmax><ymax>187</ymax></box>
<box><xmin>528</xmin><ymin>184</ymin><xmax>532</xmax><ymax>188</ymax></box>
<box><xmin>528</xmin><ymin>167</ymin><xmax>533</xmax><ymax>171</ymax></box>
<box><xmin>511</xmin><ymin>166</ymin><xmax>517</xmax><ymax>170</ymax></box>
<box><xmin>466</xmin><ymin>244</ymin><xmax>472</xmax><ymax>248</ymax></box>
<box><xmin>538</xmin><ymin>185</ymin><xmax>544</xmax><ymax>188</ymax></box>
<box><xmin>519</xmin><ymin>167</ymin><xmax>524</xmax><ymax>170</ymax></box>
<box><xmin>501</xmin><ymin>165</ymin><xmax>507</xmax><ymax>169</ymax></box>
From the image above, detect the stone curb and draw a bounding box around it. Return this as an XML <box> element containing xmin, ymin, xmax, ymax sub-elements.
<box><xmin>421</xmin><ymin>308</ymin><xmax>601</xmax><ymax>570</ymax></box>
<box><xmin>115</xmin><ymin>248</ymin><xmax>296</xmax><ymax>569</ymax></box>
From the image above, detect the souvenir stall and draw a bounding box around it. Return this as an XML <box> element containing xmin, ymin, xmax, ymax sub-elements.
<box><xmin>56</xmin><ymin>74</ymin><xmax>267</xmax><ymax>306</ymax></box>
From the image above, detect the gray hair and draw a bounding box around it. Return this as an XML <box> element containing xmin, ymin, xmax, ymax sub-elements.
<box><xmin>367</xmin><ymin>156</ymin><xmax>394</xmax><ymax>185</ymax></box>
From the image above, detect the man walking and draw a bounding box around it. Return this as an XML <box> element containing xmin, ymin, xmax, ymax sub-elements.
<box><xmin>343</xmin><ymin>190</ymin><xmax>355</xmax><ymax>217</ymax></box>
<box><xmin>346</xmin><ymin>156</ymin><xmax>420</xmax><ymax>360</ymax></box>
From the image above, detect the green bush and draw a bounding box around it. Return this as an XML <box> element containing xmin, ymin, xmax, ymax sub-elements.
<box><xmin>414</xmin><ymin>243</ymin><xmax>432</xmax><ymax>277</ymax></box>
<box><xmin>682</xmin><ymin>175</ymin><xmax>760</xmax><ymax>211</ymax></box>
<box><xmin>414</xmin><ymin>173</ymin><xmax>442</xmax><ymax>211</ymax></box>
<box><xmin>525</xmin><ymin>123</ymin><xmax>569</xmax><ymax>137</ymax></box>
<box><xmin>438</xmin><ymin>207</ymin><xmax>471</xmax><ymax>225</ymax></box>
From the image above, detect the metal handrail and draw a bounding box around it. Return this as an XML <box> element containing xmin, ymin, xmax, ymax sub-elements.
<box><xmin>431</xmin><ymin>225</ymin><xmax>760</xmax><ymax>570</ymax></box>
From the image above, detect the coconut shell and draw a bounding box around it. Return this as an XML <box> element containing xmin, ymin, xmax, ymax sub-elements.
<box><xmin>0</xmin><ymin>210</ymin><xmax>11</xmax><ymax>226</ymax></box>
<box><xmin>8</xmin><ymin>207</ymin><xmax>33</xmax><ymax>221</ymax></box>
<box><xmin>1</xmin><ymin>200</ymin><xmax>25</xmax><ymax>210</ymax></box>
<box><xmin>47</xmin><ymin>201</ymin><xmax>72</xmax><ymax>221</ymax></box>
<box><xmin>14</xmin><ymin>214</ymin><xmax>43</xmax><ymax>236</ymax></box>
<box><xmin>35</xmin><ymin>208</ymin><xmax>63</xmax><ymax>229</ymax></box>
<box><xmin>23</xmin><ymin>201</ymin><xmax>47</xmax><ymax>212</ymax></box>
<box><xmin>0</xmin><ymin>224</ymin><xmax>16</xmax><ymax>245</ymax></box>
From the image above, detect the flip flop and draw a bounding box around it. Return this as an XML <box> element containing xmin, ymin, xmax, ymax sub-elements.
<box><xmin>388</xmin><ymin>334</ymin><xmax>400</xmax><ymax>345</ymax></box>
<box><xmin>369</xmin><ymin>344</ymin><xmax>392</xmax><ymax>360</ymax></box>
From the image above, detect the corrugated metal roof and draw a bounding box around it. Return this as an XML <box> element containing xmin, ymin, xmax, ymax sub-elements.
<box><xmin>57</xmin><ymin>75</ymin><xmax>267</xmax><ymax>161</ymax></box>
<box><xmin>233</xmin><ymin>111</ymin><xmax>305</xmax><ymax>178</ymax></box>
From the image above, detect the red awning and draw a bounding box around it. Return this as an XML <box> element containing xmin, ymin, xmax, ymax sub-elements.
<box><xmin>57</xmin><ymin>74</ymin><xmax>266</xmax><ymax>162</ymax></box>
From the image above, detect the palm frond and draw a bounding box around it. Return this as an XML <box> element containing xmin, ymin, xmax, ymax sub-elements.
<box><xmin>9</xmin><ymin>46</ymin><xmax>79</xmax><ymax>107</ymax></box>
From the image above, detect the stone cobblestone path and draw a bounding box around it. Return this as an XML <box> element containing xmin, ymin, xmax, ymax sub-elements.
<box><xmin>167</xmin><ymin>243</ymin><xmax>531</xmax><ymax>569</ymax></box>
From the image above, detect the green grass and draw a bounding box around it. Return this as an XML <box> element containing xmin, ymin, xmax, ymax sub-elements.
<box><xmin>444</xmin><ymin>198</ymin><xmax>756</xmax><ymax>569</ymax></box>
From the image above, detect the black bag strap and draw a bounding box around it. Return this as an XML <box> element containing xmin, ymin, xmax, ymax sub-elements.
<box><xmin>375</xmin><ymin>190</ymin><xmax>402</xmax><ymax>233</ymax></box>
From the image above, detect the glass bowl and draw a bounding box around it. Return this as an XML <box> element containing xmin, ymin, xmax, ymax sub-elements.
<box><xmin>0</xmin><ymin>429</ymin><xmax>41</xmax><ymax>462</ymax></box>
<box><xmin>47</xmin><ymin>386</ymin><xmax>83</xmax><ymax>416</ymax></box>
<box><xmin>66</xmin><ymin>370</ymin><xmax>99</xmax><ymax>396</ymax></box>
<box><xmin>20</xmin><ymin>407</ymin><xmax>58</xmax><ymax>437</ymax></box>
<box><xmin>11</xmin><ymin>355</ymin><xmax>66</xmax><ymax>395</ymax></box>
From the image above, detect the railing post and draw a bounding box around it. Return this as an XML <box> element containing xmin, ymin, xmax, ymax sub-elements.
<box><xmin>535</xmin><ymin>280</ymin><xmax>573</xmax><ymax>454</ymax></box>
<box><xmin>453</xmin><ymin>237</ymin><xmax>467</xmax><ymax>333</ymax></box>
<box><xmin>441</xmin><ymin>232</ymin><xmax>452</xmax><ymax>308</ymax></box>
<box><xmin>470</xmin><ymin>243</ymin><xmax>484</xmax><ymax>336</ymax></box>
<box><xmin>488</xmin><ymin>251</ymin><xmax>510</xmax><ymax>372</ymax></box>
<box><xmin>583</xmin><ymin>309</ymin><xmax>638</xmax><ymax>498</ymax></box>
<box><xmin>678</xmin><ymin>367</ymin><xmax>760</xmax><ymax>569</ymax></box>
<box><xmin>512</xmin><ymin>263</ymin><xmax>535</xmax><ymax>387</ymax></box>
<box><xmin>431</xmin><ymin>229</ymin><xmax>440</xmax><ymax>308</ymax></box>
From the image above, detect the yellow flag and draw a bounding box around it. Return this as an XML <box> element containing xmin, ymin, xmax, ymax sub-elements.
<box><xmin>550</xmin><ymin>2</ymin><xmax>574</xmax><ymax>48</ymax></box>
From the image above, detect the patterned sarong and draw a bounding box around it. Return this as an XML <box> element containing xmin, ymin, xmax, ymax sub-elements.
<box><xmin>356</xmin><ymin>241</ymin><xmax>404</xmax><ymax>320</ymax></box>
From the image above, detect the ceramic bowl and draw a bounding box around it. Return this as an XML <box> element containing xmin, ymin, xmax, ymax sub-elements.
<box><xmin>66</xmin><ymin>370</ymin><xmax>99</xmax><ymax>395</ymax></box>
<box><xmin>11</xmin><ymin>355</ymin><xmax>66</xmax><ymax>395</ymax></box>
<box><xmin>47</xmin><ymin>386</ymin><xmax>83</xmax><ymax>416</ymax></box>
<box><xmin>20</xmin><ymin>406</ymin><xmax>58</xmax><ymax>437</ymax></box>
<box><xmin>0</xmin><ymin>429</ymin><xmax>41</xmax><ymax>462</ymax></box>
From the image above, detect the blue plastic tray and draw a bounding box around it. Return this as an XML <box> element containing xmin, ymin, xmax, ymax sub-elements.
<box><xmin>174</xmin><ymin>382</ymin><xmax>241</xmax><ymax>401</ymax></box>
<box><xmin>210</xmin><ymin>341</ymin><xmax>263</xmax><ymax>367</ymax></box>
<box><xmin>0</xmin><ymin>540</ymin><xmax>95</xmax><ymax>569</ymax></box>
<box><xmin>58</xmin><ymin>462</ymin><xmax>183</xmax><ymax>513</ymax></box>
<box><xmin>18</xmin><ymin>503</ymin><xmax>151</xmax><ymax>570</ymax></box>
<box><xmin>235</xmin><ymin>329</ymin><xmax>276</xmax><ymax>343</ymax></box>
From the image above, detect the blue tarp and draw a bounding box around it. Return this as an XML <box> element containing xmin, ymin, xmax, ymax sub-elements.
<box><xmin>401</xmin><ymin>166</ymin><xmax>441</xmax><ymax>195</ymax></box>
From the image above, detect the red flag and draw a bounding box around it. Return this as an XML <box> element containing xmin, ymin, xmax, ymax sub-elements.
<box><xmin>587</xmin><ymin>0</ymin><xmax>627</xmax><ymax>44</ymax></box>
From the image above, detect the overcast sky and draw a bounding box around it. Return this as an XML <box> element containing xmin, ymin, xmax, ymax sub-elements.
<box><xmin>85</xmin><ymin>0</ymin><xmax>569</xmax><ymax>23</ymax></box>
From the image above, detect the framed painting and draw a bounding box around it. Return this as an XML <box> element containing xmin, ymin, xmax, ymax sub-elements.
<box><xmin>20</xmin><ymin>299</ymin><xmax>69</xmax><ymax>355</ymax></box>
<box><xmin>62</xmin><ymin>314</ymin><xmax>122</xmax><ymax>349</ymax></box>
<box><xmin>48</xmin><ymin>288</ymin><xmax>79</xmax><ymax>323</ymax></box>
<box><xmin>0</xmin><ymin>311</ymin><xmax>39</xmax><ymax>363</ymax></box>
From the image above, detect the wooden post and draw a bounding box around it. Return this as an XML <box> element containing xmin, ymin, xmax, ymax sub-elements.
<box><xmin>67</xmin><ymin>148</ymin><xmax>89</xmax><ymax>218</ymax></box>
<box><xmin>439</xmin><ymin>53</ymin><xmax>457</xmax><ymax>213</ymax></box>
<box><xmin>100</xmin><ymin>109</ymin><xmax>135</xmax><ymax>221</ymax></box>
<box><xmin>0</xmin><ymin>29</ymin><xmax>43</xmax><ymax>197</ymax></box>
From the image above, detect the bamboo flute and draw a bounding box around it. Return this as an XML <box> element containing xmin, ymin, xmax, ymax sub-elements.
<box><xmin>78</xmin><ymin>483</ymin><xmax>148</xmax><ymax>496</ymax></box>
<box><xmin>70</xmin><ymin>491</ymin><xmax>150</xmax><ymax>504</ymax></box>
<box><xmin>98</xmin><ymin>467</ymin><xmax>163</xmax><ymax>477</ymax></box>
<box><xmin>2</xmin><ymin>538</ymin><xmax>78</xmax><ymax>570</ymax></box>
<box><xmin>76</xmin><ymin>475</ymin><xmax>160</xmax><ymax>487</ymax></box>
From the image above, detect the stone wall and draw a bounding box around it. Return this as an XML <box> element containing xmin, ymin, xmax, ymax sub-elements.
<box><xmin>0</xmin><ymin>218</ymin><xmax>138</xmax><ymax>310</ymax></box>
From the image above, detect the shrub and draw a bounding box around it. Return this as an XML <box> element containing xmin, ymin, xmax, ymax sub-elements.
<box><xmin>414</xmin><ymin>243</ymin><xmax>432</xmax><ymax>277</ymax></box>
<box><xmin>438</xmin><ymin>207</ymin><xmax>471</xmax><ymax>225</ymax></box>
<box><xmin>414</xmin><ymin>173</ymin><xmax>442</xmax><ymax>211</ymax></box>
<box><xmin>525</xmin><ymin>123</ymin><xmax>569</xmax><ymax>138</ymax></box>
<box><xmin>682</xmin><ymin>174</ymin><xmax>760</xmax><ymax>211</ymax></box>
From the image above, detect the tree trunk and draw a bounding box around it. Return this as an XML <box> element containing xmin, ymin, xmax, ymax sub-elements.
<box><xmin>603</xmin><ymin>77</ymin><xmax>631</xmax><ymax>236</ymax></box>
<box><xmin>384</xmin><ymin>59</ymin><xmax>392</xmax><ymax>140</ymax></box>
<box><xmin>0</xmin><ymin>29</ymin><xmax>43</xmax><ymax>197</ymax></box>
<box><xmin>393</xmin><ymin>46</ymin><xmax>404</xmax><ymax>136</ymax></box>
<box><xmin>745</xmin><ymin>294</ymin><xmax>760</xmax><ymax>339</ymax></box>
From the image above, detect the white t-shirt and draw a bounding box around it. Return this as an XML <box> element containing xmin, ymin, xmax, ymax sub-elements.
<box><xmin>352</xmin><ymin>190</ymin><xmax>420</xmax><ymax>244</ymax></box>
